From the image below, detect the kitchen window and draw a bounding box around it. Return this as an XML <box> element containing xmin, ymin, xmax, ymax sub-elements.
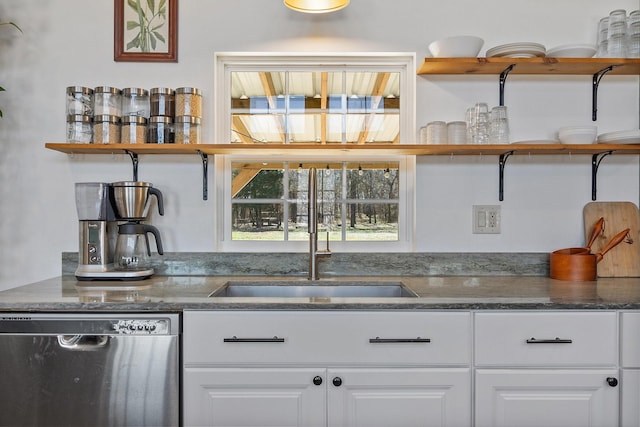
<box><xmin>214</xmin><ymin>53</ymin><xmax>416</xmax><ymax>252</ymax></box>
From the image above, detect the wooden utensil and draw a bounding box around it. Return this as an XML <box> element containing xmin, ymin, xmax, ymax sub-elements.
<box><xmin>583</xmin><ymin>202</ymin><xmax>640</xmax><ymax>277</ymax></box>
<box><xmin>586</xmin><ymin>217</ymin><xmax>604</xmax><ymax>251</ymax></box>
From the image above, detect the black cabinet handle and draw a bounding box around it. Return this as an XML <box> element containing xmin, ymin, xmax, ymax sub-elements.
<box><xmin>607</xmin><ymin>377</ymin><xmax>618</xmax><ymax>387</ymax></box>
<box><xmin>369</xmin><ymin>337</ymin><xmax>431</xmax><ymax>343</ymax></box>
<box><xmin>223</xmin><ymin>336</ymin><xmax>285</xmax><ymax>343</ymax></box>
<box><xmin>332</xmin><ymin>377</ymin><xmax>342</xmax><ymax>387</ymax></box>
<box><xmin>313</xmin><ymin>376</ymin><xmax>323</xmax><ymax>386</ymax></box>
<box><xmin>525</xmin><ymin>337</ymin><xmax>572</xmax><ymax>344</ymax></box>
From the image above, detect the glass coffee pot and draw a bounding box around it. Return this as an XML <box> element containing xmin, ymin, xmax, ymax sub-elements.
<box><xmin>115</xmin><ymin>223</ymin><xmax>164</xmax><ymax>271</ymax></box>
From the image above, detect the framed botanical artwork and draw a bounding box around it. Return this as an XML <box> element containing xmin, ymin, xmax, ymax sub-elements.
<box><xmin>114</xmin><ymin>0</ymin><xmax>178</xmax><ymax>62</ymax></box>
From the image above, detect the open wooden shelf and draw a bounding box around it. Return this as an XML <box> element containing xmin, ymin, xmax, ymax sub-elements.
<box><xmin>46</xmin><ymin>142</ymin><xmax>640</xmax><ymax>156</ymax></box>
<box><xmin>417</xmin><ymin>57</ymin><xmax>640</xmax><ymax>75</ymax></box>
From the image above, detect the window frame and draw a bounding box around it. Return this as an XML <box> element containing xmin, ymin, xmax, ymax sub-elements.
<box><xmin>213</xmin><ymin>52</ymin><xmax>416</xmax><ymax>252</ymax></box>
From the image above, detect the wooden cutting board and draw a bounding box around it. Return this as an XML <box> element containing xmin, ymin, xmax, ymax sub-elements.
<box><xmin>583</xmin><ymin>202</ymin><xmax>640</xmax><ymax>277</ymax></box>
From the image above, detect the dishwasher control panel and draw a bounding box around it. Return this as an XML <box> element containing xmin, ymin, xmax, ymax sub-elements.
<box><xmin>113</xmin><ymin>319</ymin><xmax>170</xmax><ymax>335</ymax></box>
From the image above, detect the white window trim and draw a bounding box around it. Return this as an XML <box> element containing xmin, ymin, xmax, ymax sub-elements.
<box><xmin>213</xmin><ymin>52</ymin><xmax>416</xmax><ymax>253</ymax></box>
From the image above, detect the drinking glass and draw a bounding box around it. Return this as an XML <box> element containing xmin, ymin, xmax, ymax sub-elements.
<box><xmin>596</xmin><ymin>17</ymin><xmax>609</xmax><ymax>57</ymax></box>
<box><xmin>490</xmin><ymin>106</ymin><xmax>509</xmax><ymax>144</ymax></box>
<box><xmin>474</xmin><ymin>103</ymin><xmax>490</xmax><ymax>144</ymax></box>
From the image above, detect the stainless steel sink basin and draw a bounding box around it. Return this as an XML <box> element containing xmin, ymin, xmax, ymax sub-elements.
<box><xmin>209</xmin><ymin>280</ymin><xmax>418</xmax><ymax>298</ymax></box>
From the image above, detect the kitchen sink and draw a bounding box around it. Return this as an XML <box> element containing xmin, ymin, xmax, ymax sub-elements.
<box><xmin>208</xmin><ymin>280</ymin><xmax>418</xmax><ymax>298</ymax></box>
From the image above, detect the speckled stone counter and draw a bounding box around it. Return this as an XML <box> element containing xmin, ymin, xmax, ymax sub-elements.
<box><xmin>2</xmin><ymin>275</ymin><xmax>640</xmax><ymax>312</ymax></box>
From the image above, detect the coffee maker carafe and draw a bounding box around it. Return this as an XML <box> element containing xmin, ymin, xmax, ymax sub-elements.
<box><xmin>115</xmin><ymin>223</ymin><xmax>164</xmax><ymax>271</ymax></box>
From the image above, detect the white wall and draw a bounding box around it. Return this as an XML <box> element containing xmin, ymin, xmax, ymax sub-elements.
<box><xmin>0</xmin><ymin>0</ymin><xmax>638</xmax><ymax>289</ymax></box>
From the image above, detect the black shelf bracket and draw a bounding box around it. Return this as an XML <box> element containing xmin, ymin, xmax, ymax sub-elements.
<box><xmin>499</xmin><ymin>64</ymin><xmax>516</xmax><ymax>106</ymax></box>
<box><xmin>198</xmin><ymin>151</ymin><xmax>209</xmax><ymax>201</ymax></box>
<box><xmin>125</xmin><ymin>150</ymin><xmax>139</xmax><ymax>181</ymax></box>
<box><xmin>498</xmin><ymin>150</ymin><xmax>514</xmax><ymax>201</ymax></box>
<box><xmin>592</xmin><ymin>65</ymin><xmax>618</xmax><ymax>121</ymax></box>
<box><xmin>591</xmin><ymin>150</ymin><xmax>614</xmax><ymax>201</ymax></box>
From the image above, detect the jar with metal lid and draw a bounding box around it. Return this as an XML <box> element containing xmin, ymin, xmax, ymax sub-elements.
<box><xmin>175</xmin><ymin>87</ymin><xmax>202</xmax><ymax>117</ymax></box>
<box><xmin>121</xmin><ymin>87</ymin><xmax>150</xmax><ymax>117</ymax></box>
<box><xmin>66</xmin><ymin>86</ymin><xmax>93</xmax><ymax>116</ymax></box>
<box><xmin>174</xmin><ymin>116</ymin><xmax>201</xmax><ymax>144</ymax></box>
<box><xmin>93</xmin><ymin>115</ymin><xmax>121</xmax><ymax>144</ymax></box>
<box><xmin>147</xmin><ymin>116</ymin><xmax>174</xmax><ymax>143</ymax></box>
<box><xmin>66</xmin><ymin>114</ymin><xmax>92</xmax><ymax>143</ymax></box>
<box><xmin>121</xmin><ymin>116</ymin><xmax>148</xmax><ymax>144</ymax></box>
<box><xmin>150</xmin><ymin>87</ymin><xmax>174</xmax><ymax>117</ymax></box>
<box><xmin>94</xmin><ymin>86</ymin><xmax>122</xmax><ymax>117</ymax></box>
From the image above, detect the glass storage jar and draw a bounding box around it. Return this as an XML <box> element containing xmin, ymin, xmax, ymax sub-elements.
<box><xmin>147</xmin><ymin>116</ymin><xmax>174</xmax><ymax>143</ymax></box>
<box><xmin>150</xmin><ymin>87</ymin><xmax>175</xmax><ymax>117</ymax></box>
<box><xmin>93</xmin><ymin>86</ymin><xmax>122</xmax><ymax>116</ymax></box>
<box><xmin>93</xmin><ymin>115</ymin><xmax>121</xmax><ymax>144</ymax></box>
<box><xmin>121</xmin><ymin>116</ymin><xmax>148</xmax><ymax>144</ymax></box>
<box><xmin>174</xmin><ymin>116</ymin><xmax>201</xmax><ymax>144</ymax></box>
<box><xmin>175</xmin><ymin>87</ymin><xmax>202</xmax><ymax>117</ymax></box>
<box><xmin>66</xmin><ymin>86</ymin><xmax>93</xmax><ymax>116</ymax></box>
<box><xmin>121</xmin><ymin>87</ymin><xmax>150</xmax><ymax>117</ymax></box>
<box><xmin>66</xmin><ymin>114</ymin><xmax>92</xmax><ymax>143</ymax></box>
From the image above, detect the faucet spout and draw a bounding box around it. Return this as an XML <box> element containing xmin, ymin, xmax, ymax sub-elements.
<box><xmin>308</xmin><ymin>167</ymin><xmax>331</xmax><ymax>280</ymax></box>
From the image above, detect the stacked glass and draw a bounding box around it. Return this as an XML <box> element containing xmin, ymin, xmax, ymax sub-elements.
<box><xmin>628</xmin><ymin>10</ymin><xmax>640</xmax><ymax>58</ymax></box>
<box><xmin>489</xmin><ymin>106</ymin><xmax>510</xmax><ymax>144</ymax></box>
<box><xmin>466</xmin><ymin>103</ymin><xmax>490</xmax><ymax>144</ymax></box>
<box><xmin>606</xmin><ymin>9</ymin><xmax>627</xmax><ymax>57</ymax></box>
<box><xmin>596</xmin><ymin>17</ymin><xmax>609</xmax><ymax>57</ymax></box>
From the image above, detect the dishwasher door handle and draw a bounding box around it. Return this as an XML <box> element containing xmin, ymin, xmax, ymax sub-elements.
<box><xmin>57</xmin><ymin>335</ymin><xmax>110</xmax><ymax>351</ymax></box>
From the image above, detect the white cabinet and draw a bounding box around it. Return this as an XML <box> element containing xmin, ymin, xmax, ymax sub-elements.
<box><xmin>183</xmin><ymin>367</ymin><xmax>326</xmax><ymax>427</ymax></box>
<box><xmin>474</xmin><ymin>311</ymin><xmax>619</xmax><ymax>427</ymax></box>
<box><xmin>183</xmin><ymin>310</ymin><xmax>472</xmax><ymax>427</ymax></box>
<box><xmin>183</xmin><ymin>309</ymin><xmax>626</xmax><ymax>426</ymax></box>
<box><xmin>183</xmin><ymin>366</ymin><xmax>470</xmax><ymax>427</ymax></box>
<box><xmin>476</xmin><ymin>369</ymin><xmax>619</xmax><ymax>427</ymax></box>
<box><xmin>326</xmin><ymin>367</ymin><xmax>470</xmax><ymax>427</ymax></box>
<box><xmin>621</xmin><ymin>312</ymin><xmax>640</xmax><ymax>427</ymax></box>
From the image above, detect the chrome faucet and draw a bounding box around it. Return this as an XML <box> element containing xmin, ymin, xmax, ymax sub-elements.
<box><xmin>308</xmin><ymin>167</ymin><xmax>331</xmax><ymax>280</ymax></box>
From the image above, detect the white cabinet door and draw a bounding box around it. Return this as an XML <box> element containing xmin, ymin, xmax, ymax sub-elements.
<box><xmin>622</xmin><ymin>369</ymin><xmax>640</xmax><ymax>427</ymax></box>
<box><xmin>183</xmin><ymin>367</ymin><xmax>326</xmax><ymax>427</ymax></box>
<box><xmin>475</xmin><ymin>369</ymin><xmax>619</xmax><ymax>427</ymax></box>
<box><xmin>327</xmin><ymin>368</ymin><xmax>471</xmax><ymax>427</ymax></box>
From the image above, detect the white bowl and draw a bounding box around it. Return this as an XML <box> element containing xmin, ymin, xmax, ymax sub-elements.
<box><xmin>558</xmin><ymin>126</ymin><xmax>597</xmax><ymax>144</ymax></box>
<box><xmin>546</xmin><ymin>44</ymin><xmax>596</xmax><ymax>58</ymax></box>
<box><xmin>428</xmin><ymin>36</ymin><xmax>484</xmax><ymax>58</ymax></box>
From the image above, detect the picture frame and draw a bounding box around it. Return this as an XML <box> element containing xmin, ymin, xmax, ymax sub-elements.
<box><xmin>114</xmin><ymin>0</ymin><xmax>178</xmax><ymax>62</ymax></box>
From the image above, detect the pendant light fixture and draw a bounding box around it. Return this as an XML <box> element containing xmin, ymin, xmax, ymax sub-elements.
<box><xmin>284</xmin><ymin>0</ymin><xmax>350</xmax><ymax>13</ymax></box>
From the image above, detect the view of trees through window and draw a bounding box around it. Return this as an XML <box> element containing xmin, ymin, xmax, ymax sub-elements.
<box><xmin>232</xmin><ymin>162</ymin><xmax>399</xmax><ymax>241</ymax></box>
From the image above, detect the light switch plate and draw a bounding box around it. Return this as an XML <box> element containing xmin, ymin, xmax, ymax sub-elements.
<box><xmin>472</xmin><ymin>205</ymin><xmax>501</xmax><ymax>234</ymax></box>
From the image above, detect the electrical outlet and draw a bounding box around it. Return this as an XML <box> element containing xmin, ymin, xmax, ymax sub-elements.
<box><xmin>472</xmin><ymin>205</ymin><xmax>501</xmax><ymax>234</ymax></box>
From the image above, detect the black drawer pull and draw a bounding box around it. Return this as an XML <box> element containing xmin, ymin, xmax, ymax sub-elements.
<box><xmin>369</xmin><ymin>337</ymin><xmax>431</xmax><ymax>343</ymax></box>
<box><xmin>526</xmin><ymin>337</ymin><xmax>572</xmax><ymax>344</ymax></box>
<box><xmin>223</xmin><ymin>336</ymin><xmax>285</xmax><ymax>343</ymax></box>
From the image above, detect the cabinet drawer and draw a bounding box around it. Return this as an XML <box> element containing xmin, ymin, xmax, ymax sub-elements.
<box><xmin>184</xmin><ymin>311</ymin><xmax>471</xmax><ymax>366</ymax></box>
<box><xmin>474</xmin><ymin>311</ymin><xmax>617</xmax><ymax>367</ymax></box>
<box><xmin>621</xmin><ymin>312</ymin><xmax>640</xmax><ymax>367</ymax></box>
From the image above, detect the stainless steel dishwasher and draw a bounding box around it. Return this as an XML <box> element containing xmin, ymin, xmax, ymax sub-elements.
<box><xmin>0</xmin><ymin>312</ymin><xmax>180</xmax><ymax>427</ymax></box>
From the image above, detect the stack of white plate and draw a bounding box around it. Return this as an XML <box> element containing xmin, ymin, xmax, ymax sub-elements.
<box><xmin>597</xmin><ymin>129</ymin><xmax>640</xmax><ymax>144</ymax></box>
<box><xmin>486</xmin><ymin>42</ymin><xmax>546</xmax><ymax>58</ymax></box>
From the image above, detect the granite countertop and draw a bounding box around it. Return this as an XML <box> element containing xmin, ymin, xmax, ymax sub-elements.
<box><xmin>1</xmin><ymin>275</ymin><xmax>640</xmax><ymax>311</ymax></box>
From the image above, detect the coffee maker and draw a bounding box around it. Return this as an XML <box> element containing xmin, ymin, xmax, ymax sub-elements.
<box><xmin>75</xmin><ymin>182</ymin><xmax>164</xmax><ymax>280</ymax></box>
